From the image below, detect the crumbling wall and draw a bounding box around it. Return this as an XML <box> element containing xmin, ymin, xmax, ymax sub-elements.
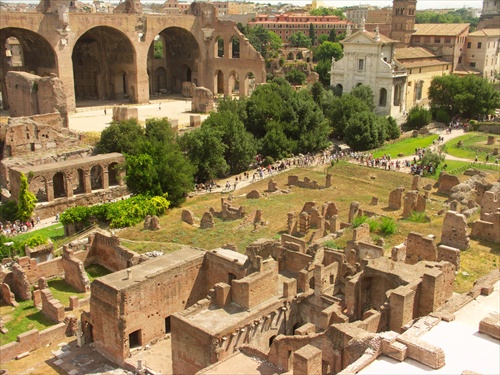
<box><xmin>232</xmin><ymin>263</ymin><xmax>278</xmax><ymax>309</ymax></box>
<box><xmin>471</xmin><ymin>210</ymin><xmax>500</xmax><ymax>243</ymax></box>
<box><xmin>437</xmin><ymin>172</ymin><xmax>460</xmax><ymax>195</ymax></box>
<box><xmin>440</xmin><ymin>211</ymin><xmax>469</xmax><ymax>250</ymax></box>
<box><xmin>41</xmin><ymin>288</ymin><xmax>65</xmax><ymax>322</ymax></box>
<box><xmin>405</xmin><ymin>232</ymin><xmax>437</xmax><ymax>264</ymax></box>
<box><xmin>62</xmin><ymin>246</ymin><xmax>90</xmax><ymax>293</ymax></box>
<box><xmin>85</xmin><ymin>232</ymin><xmax>140</xmax><ymax>271</ymax></box>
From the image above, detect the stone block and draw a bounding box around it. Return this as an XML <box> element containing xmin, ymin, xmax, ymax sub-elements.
<box><xmin>246</xmin><ymin>190</ymin><xmax>261</xmax><ymax>199</ymax></box>
<box><xmin>293</xmin><ymin>344</ymin><xmax>322</xmax><ymax>375</ymax></box>
<box><xmin>479</xmin><ymin>314</ymin><xmax>500</xmax><ymax>340</ymax></box>
<box><xmin>181</xmin><ymin>209</ymin><xmax>196</xmax><ymax>225</ymax></box>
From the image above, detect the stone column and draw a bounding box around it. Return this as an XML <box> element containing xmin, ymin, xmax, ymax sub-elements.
<box><xmin>45</xmin><ymin>179</ymin><xmax>54</xmax><ymax>202</ymax></box>
<box><xmin>102</xmin><ymin>167</ymin><xmax>109</xmax><ymax>190</ymax></box>
<box><xmin>65</xmin><ymin>174</ymin><xmax>73</xmax><ymax>198</ymax></box>
<box><xmin>133</xmin><ymin>42</ymin><xmax>150</xmax><ymax>104</ymax></box>
<box><xmin>83</xmin><ymin>170</ymin><xmax>92</xmax><ymax>193</ymax></box>
<box><xmin>55</xmin><ymin>43</ymin><xmax>76</xmax><ymax>112</ymax></box>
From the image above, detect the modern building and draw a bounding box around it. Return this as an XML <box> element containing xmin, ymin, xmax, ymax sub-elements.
<box><xmin>410</xmin><ymin>23</ymin><xmax>470</xmax><ymax>71</ymax></box>
<box><xmin>395</xmin><ymin>46</ymin><xmax>451</xmax><ymax>110</ymax></box>
<box><xmin>248</xmin><ymin>13</ymin><xmax>352</xmax><ymax>44</ymax></box>
<box><xmin>463</xmin><ymin>28</ymin><xmax>500</xmax><ymax>82</ymax></box>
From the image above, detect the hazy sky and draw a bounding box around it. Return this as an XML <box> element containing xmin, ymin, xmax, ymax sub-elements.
<box><xmin>1</xmin><ymin>0</ymin><xmax>485</xmax><ymax>9</ymax></box>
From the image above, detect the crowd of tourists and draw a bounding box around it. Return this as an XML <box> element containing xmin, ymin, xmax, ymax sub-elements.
<box><xmin>1</xmin><ymin>217</ymin><xmax>40</xmax><ymax>237</ymax></box>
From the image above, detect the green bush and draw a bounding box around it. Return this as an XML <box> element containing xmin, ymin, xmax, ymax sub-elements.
<box><xmin>0</xmin><ymin>201</ymin><xmax>18</xmax><ymax>222</ymax></box>
<box><xmin>433</xmin><ymin>108</ymin><xmax>450</xmax><ymax>124</ymax></box>
<box><xmin>406</xmin><ymin>106</ymin><xmax>432</xmax><ymax>130</ymax></box>
<box><xmin>406</xmin><ymin>211</ymin><xmax>429</xmax><ymax>223</ymax></box>
<box><xmin>366</xmin><ymin>218</ymin><xmax>380</xmax><ymax>233</ymax></box>
<box><xmin>60</xmin><ymin>194</ymin><xmax>170</xmax><ymax>228</ymax></box>
<box><xmin>24</xmin><ymin>234</ymin><xmax>48</xmax><ymax>248</ymax></box>
<box><xmin>380</xmin><ymin>217</ymin><xmax>397</xmax><ymax>235</ymax></box>
<box><xmin>352</xmin><ymin>215</ymin><xmax>367</xmax><ymax>228</ymax></box>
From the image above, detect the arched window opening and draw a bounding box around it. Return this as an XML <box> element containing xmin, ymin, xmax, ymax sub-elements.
<box><xmin>379</xmin><ymin>88</ymin><xmax>387</xmax><ymax>107</ymax></box>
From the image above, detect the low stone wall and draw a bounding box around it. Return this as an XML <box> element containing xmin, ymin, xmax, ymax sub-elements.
<box><xmin>0</xmin><ymin>323</ymin><xmax>66</xmax><ymax>362</ymax></box>
<box><xmin>34</xmin><ymin>185</ymin><xmax>128</xmax><ymax>220</ymax></box>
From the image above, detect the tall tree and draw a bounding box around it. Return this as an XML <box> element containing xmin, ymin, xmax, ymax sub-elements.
<box><xmin>313</xmin><ymin>41</ymin><xmax>343</xmax><ymax>62</ymax></box>
<box><xmin>288</xmin><ymin>31</ymin><xmax>312</xmax><ymax>48</ymax></box>
<box><xmin>309</xmin><ymin>23</ymin><xmax>316</xmax><ymax>46</ymax></box>
<box><xmin>350</xmin><ymin>84</ymin><xmax>375</xmax><ymax>111</ymax></box>
<box><xmin>314</xmin><ymin>59</ymin><xmax>332</xmax><ymax>86</ymax></box>
<box><xmin>17</xmin><ymin>173</ymin><xmax>37</xmax><ymax>221</ymax></box>
<box><xmin>428</xmin><ymin>75</ymin><xmax>500</xmax><ymax>119</ymax></box>
<box><xmin>344</xmin><ymin>111</ymin><xmax>385</xmax><ymax>151</ymax></box>
<box><xmin>323</xmin><ymin>93</ymin><xmax>371</xmax><ymax>139</ymax></box>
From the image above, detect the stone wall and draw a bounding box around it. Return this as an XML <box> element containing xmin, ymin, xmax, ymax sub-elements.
<box><xmin>232</xmin><ymin>262</ymin><xmax>278</xmax><ymax>309</ymax></box>
<box><xmin>62</xmin><ymin>247</ymin><xmax>90</xmax><ymax>293</ymax></box>
<box><xmin>405</xmin><ymin>232</ymin><xmax>437</xmax><ymax>264</ymax></box>
<box><xmin>437</xmin><ymin>172</ymin><xmax>460</xmax><ymax>195</ymax></box>
<box><xmin>440</xmin><ymin>211</ymin><xmax>469</xmax><ymax>250</ymax></box>
<box><xmin>85</xmin><ymin>232</ymin><xmax>141</xmax><ymax>272</ymax></box>
<box><xmin>90</xmin><ymin>248</ymin><xmax>206</xmax><ymax>366</ymax></box>
<box><xmin>41</xmin><ymin>288</ymin><xmax>65</xmax><ymax>323</ymax></box>
<box><xmin>0</xmin><ymin>323</ymin><xmax>67</xmax><ymax>363</ymax></box>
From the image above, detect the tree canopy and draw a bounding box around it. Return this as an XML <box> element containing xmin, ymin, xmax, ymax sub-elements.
<box><xmin>310</xmin><ymin>7</ymin><xmax>345</xmax><ymax>19</ymax></box>
<box><xmin>244</xmin><ymin>25</ymin><xmax>282</xmax><ymax>59</ymax></box>
<box><xmin>95</xmin><ymin>118</ymin><xmax>195</xmax><ymax>206</ymax></box>
<box><xmin>416</xmin><ymin>8</ymin><xmax>478</xmax><ymax>30</ymax></box>
<box><xmin>428</xmin><ymin>75</ymin><xmax>500</xmax><ymax>119</ymax></box>
<box><xmin>313</xmin><ymin>41</ymin><xmax>343</xmax><ymax>62</ymax></box>
<box><xmin>288</xmin><ymin>31</ymin><xmax>312</xmax><ymax>48</ymax></box>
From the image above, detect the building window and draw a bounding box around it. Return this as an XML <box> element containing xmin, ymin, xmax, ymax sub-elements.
<box><xmin>469</xmin><ymin>62</ymin><xmax>476</xmax><ymax>67</ymax></box>
<box><xmin>358</xmin><ymin>59</ymin><xmax>364</xmax><ymax>71</ymax></box>
<box><xmin>379</xmin><ymin>88</ymin><xmax>387</xmax><ymax>107</ymax></box>
<box><xmin>467</xmin><ymin>42</ymin><xmax>471</xmax><ymax>48</ymax></box>
<box><xmin>445</xmin><ymin>37</ymin><xmax>451</xmax><ymax>43</ymax></box>
<box><xmin>478</xmin><ymin>42</ymin><xmax>482</xmax><ymax>49</ymax></box>
<box><xmin>435</xmin><ymin>37</ymin><xmax>440</xmax><ymax>43</ymax></box>
<box><xmin>416</xmin><ymin>81</ymin><xmax>423</xmax><ymax>101</ymax></box>
<box><xmin>424</xmin><ymin>37</ymin><xmax>431</xmax><ymax>43</ymax></box>
<box><xmin>414</xmin><ymin>36</ymin><xmax>420</xmax><ymax>43</ymax></box>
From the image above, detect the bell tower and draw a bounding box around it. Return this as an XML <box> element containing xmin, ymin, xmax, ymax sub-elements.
<box><xmin>390</xmin><ymin>0</ymin><xmax>417</xmax><ymax>44</ymax></box>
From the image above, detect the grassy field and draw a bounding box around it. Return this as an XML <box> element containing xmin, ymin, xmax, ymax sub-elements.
<box><xmin>371</xmin><ymin>134</ymin><xmax>439</xmax><ymax>159</ymax></box>
<box><xmin>0</xmin><ymin>300</ymin><xmax>54</xmax><ymax>346</ymax></box>
<box><xmin>444</xmin><ymin>132</ymin><xmax>499</xmax><ymax>160</ymax></box>
<box><xmin>13</xmin><ymin>224</ymin><xmax>65</xmax><ymax>248</ymax></box>
<box><xmin>119</xmin><ymin>162</ymin><xmax>499</xmax><ymax>293</ymax></box>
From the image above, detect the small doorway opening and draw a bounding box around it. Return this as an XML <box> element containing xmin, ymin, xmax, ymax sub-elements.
<box><xmin>165</xmin><ymin>316</ymin><xmax>171</xmax><ymax>334</ymax></box>
<box><xmin>129</xmin><ymin>329</ymin><xmax>142</xmax><ymax>349</ymax></box>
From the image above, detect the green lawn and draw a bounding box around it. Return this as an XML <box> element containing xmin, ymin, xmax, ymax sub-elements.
<box><xmin>0</xmin><ymin>300</ymin><xmax>54</xmax><ymax>346</ymax></box>
<box><xmin>47</xmin><ymin>278</ymin><xmax>87</xmax><ymax>305</ymax></box>
<box><xmin>13</xmin><ymin>224</ymin><xmax>65</xmax><ymax>248</ymax></box>
<box><xmin>444</xmin><ymin>133</ymin><xmax>496</xmax><ymax>161</ymax></box>
<box><xmin>372</xmin><ymin>134</ymin><xmax>439</xmax><ymax>159</ymax></box>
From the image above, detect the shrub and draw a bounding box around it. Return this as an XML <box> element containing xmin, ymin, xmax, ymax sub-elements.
<box><xmin>60</xmin><ymin>194</ymin><xmax>170</xmax><ymax>229</ymax></box>
<box><xmin>406</xmin><ymin>106</ymin><xmax>432</xmax><ymax>130</ymax></box>
<box><xmin>0</xmin><ymin>201</ymin><xmax>18</xmax><ymax>222</ymax></box>
<box><xmin>324</xmin><ymin>240</ymin><xmax>341</xmax><ymax>249</ymax></box>
<box><xmin>352</xmin><ymin>215</ymin><xmax>367</xmax><ymax>228</ymax></box>
<box><xmin>433</xmin><ymin>108</ymin><xmax>450</xmax><ymax>124</ymax></box>
<box><xmin>380</xmin><ymin>217</ymin><xmax>397</xmax><ymax>235</ymax></box>
<box><xmin>366</xmin><ymin>218</ymin><xmax>380</xmax><ymax>233</ymax></box>
<box><xmin>24</xmin><ymin>234</ymin><xmax>48</xmax><ymax>248</ymax></box>
<box><xmin>406</xmin><ymin>211</ymin><xmax>429</xmax><ymax>223</ymax></box>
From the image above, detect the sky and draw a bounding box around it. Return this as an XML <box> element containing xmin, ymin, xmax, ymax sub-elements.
<box><xmin>0</xmin><ymin>0</ymin><xmax>485</xmax><ymax>9</ymax></box>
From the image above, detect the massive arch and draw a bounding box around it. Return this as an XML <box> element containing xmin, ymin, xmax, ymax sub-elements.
<box><xmin>0</xmin><ymin>27</ymin><xmax>58</xmax><ymax>110</ymax></box>
<box><xmin>72</xmin><ymin>26</ymin><xmax>136</xmax><ymax>104</ymax></box>
<box><xmin>147</xmin><ymin>27</ymin><xmax>200</xmax><ymax>96</ymax></box>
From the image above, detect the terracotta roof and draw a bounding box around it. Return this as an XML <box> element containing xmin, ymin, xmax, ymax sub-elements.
<box><xmin>468</xmin><ymin>28</ymin><xmax>500</xmax><ymax>37</ymax></box>
<box><xmin>453</xmin><ymin>64</ymin><xmax>482</xmax><ymax>75</ymax></box>
<box><xmin>364</xmin><ymin>30</ymin><xmax>398</xmax><ymax>43</ymax></box>
<box><xmin>413</xmin><ymin>23</ymin><xmax>470</xmax><ymax>36</ymax></box>
<box><xmin>395</xmin><ymin>46</ymin><xmax>437</xmax><ymax>60</ymax></box>
<box><xmin>400</xmin><ymin>59</ymin><xmax>450</xmax><ymax>68</ymax></box>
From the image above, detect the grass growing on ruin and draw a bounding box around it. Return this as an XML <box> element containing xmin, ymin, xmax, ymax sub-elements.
<box><xmin>118</xmin><ymin>162</ymin><xmax>499</xmax><ymax>293</ymax></box>
<box><xmin>371</xmin><ymin>134</ymin><xmax>439</xmax><ymax>158</ymax></box>
<box><xmin>48</xmin><ymin>278</ymin><xmax>87</xmax><ymax>305</ymax></box>
<box><xmin>0</xmin><ymin>300</ymin><xmax>54</xmax><ymax>346</ymax></box>
<box><xmin>86</xmin><ymin>263</ymin><xmax>112</xmax><ymax>282</ymax></box>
